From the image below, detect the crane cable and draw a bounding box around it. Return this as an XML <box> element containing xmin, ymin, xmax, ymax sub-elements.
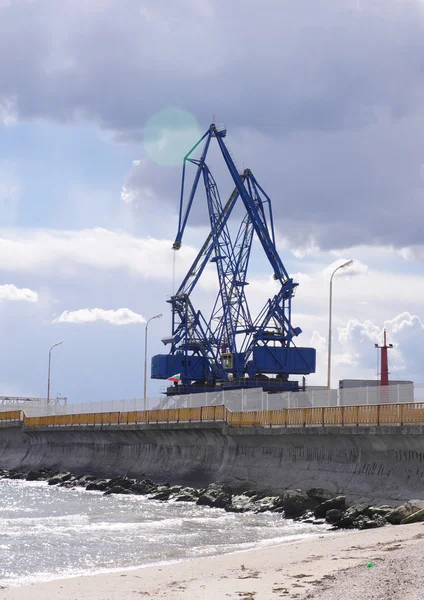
<box><xmin>172</xmin><ymin>248</ymin><xmax>176</xmax><ymax>297</ymax></box>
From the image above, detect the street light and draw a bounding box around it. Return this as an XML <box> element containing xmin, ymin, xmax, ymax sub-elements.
<box><xmin>143</xmin><ymin>313</ymin><xmax>163</xmax><ymax>410</ymax></box>
<box><xmin>327</xmin><ymin>260</ymin><xmax>353</xmax><ymax>389</ymax></box>
<box><xmin>47</xmin><ymin>342</ymin><xmax>63</xmax><ymax>405</ymax></box>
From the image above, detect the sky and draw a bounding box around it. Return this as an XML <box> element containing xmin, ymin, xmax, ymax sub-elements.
<box><xmin>0</xmin><ymin>0</ymin><xmax>423</xmax><ymax>402</ymax></box>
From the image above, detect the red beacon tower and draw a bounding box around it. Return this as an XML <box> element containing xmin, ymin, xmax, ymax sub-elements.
<box><xmin>374</xmin><ymin>329</ymin><xmax>393</xmax><ymax>386</ymax></box>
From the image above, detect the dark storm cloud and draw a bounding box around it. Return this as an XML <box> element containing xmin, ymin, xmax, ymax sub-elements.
<box><xmin>1</xmin><ymin>0</ymin><xmax>424</xmax><ymax>249</ymax></box>
<box><xmin>2</xmin><ymin>0</ymin><xmax>423</xmax><ymax>133</ymax></box>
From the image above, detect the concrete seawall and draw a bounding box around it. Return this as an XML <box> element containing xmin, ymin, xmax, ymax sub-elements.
<box><xmin>1</xmin><ymin>423</ymin><xmax>424</xmax><ymax>503</ymax></box>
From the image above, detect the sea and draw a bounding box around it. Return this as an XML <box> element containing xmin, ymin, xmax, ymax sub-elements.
<box><xmin>0</xmin><ymin>479</ymin><xmax>327</xmax><ymax>588</ymax></box>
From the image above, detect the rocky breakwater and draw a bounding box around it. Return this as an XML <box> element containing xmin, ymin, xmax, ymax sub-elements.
<box><xmin>2</xmin><ymin>468</ymin><xmax>424</xmax><ymax>530</ymax></box>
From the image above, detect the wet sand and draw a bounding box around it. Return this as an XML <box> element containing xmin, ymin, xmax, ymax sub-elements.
<box><xmin>2</xmin><ymin>523</ymin><xmax>423</xmax><ymax>599</ymax></box>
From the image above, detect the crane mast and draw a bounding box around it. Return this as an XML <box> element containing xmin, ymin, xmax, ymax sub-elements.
<box><xmin>152</xmin><ymin>124</ymin><xmax>316</xmax><ymax>394</ymax></box>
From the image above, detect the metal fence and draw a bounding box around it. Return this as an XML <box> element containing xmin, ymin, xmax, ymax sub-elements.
<box><xmin>2</xmin><ymin>402</ymin><xmax>424</xmax><ymax>429</ymax></box>
<box><xmin>0</xmin><ymin>384</ymin><xmax>420</xmax><ymax>417</ymax></box>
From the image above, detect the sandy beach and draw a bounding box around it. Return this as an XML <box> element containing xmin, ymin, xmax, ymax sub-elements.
<box><xmin>2</xmin><ymin>523</ymin><xmax>423</xmax><ymax>600</ymax></box>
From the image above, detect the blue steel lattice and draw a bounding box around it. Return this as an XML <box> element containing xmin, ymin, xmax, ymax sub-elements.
<box><xmin>151</xmin><ymin>124</ymin><xmax>316</xmax><ymax>391</ymax></box>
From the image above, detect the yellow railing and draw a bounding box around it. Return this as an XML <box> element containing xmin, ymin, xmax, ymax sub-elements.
<box><xmin>1</xmin><ymin>403</ymin><xmax>424</xmax><ymax>429</ymax></box>
<box><xmin>0</xmin><ymin>410</ymin><xmax>22</xmax><ymax>423</ymax></box>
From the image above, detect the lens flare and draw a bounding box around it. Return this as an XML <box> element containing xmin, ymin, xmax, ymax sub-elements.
<box><xmin>143</xmin><ymin>107</ymin><xmax>201</xmax><ymax>167</ymax></box>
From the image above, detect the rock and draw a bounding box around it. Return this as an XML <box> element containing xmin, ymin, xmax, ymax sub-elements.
<box><xmin>225</xmin><ymin>494</ymin><xmax>258</xmax><ymax>513</ymax></box>
<box><xmin>140</xmin><ymin>478</ymin><xmax>154</xmax><ymax>486</ymax></box>
<box><xmin>174</xmin><ymin>487</ymin><xmax>198</xmax><ymax>502</ymax></box>
<box><xmin>155</xmin><ymin>485</ymin><xmax>173</xmax><ymax>493</ymax></box>
<box><xmin>59</xmin><ymin>478</ymin><xmax>80</xmax><ymax>488</ymax></box>
<box><xmin>400</xmin><ymin>508</ymin><xmax>424</xmax><ymax>525</ymax></box>
<box><xmin>325</xmin><ymin>509</ymin><xmax>344</xmax><ymax>524</ymax></box>
<box><xmin>280</xmin><ymin>489</ymin><xmax>315</xmax><ymax>518</ymax></box>
<box><xmin>314</xmin><ymin>496</ymin><xmax>346</xmax><ymax>518</ymax></box>
<box><xmin>48</xmin><ymin>472</ymin><xmax>72</xmax><ymax>486</ymax></box>
<box><xmin>8</xmin><ymin>472</ymin><xmax>26</xmax><ymax>480</ymax></box>
<box><xmin>243</xmin><ymin>490</ymin><xmax>259</xmax><ymax>498</ymax></box>
<box><xmin>131</xmin><ymin>482</ymin><xmax>153</xmax><ymax>495</ymax></box>
<box><xmin>150</xmin><ymin>490</ymin><xmax>172</xmax><ymax>501</ymax></box>
<box><xmin>335</xmin><ymin>504</ymin><xmax>371</xmax><ymax>528</ymax></box>
<box><xmin>369</xmin><ymin>506</ymin><xmax>394</xmax><ymax>518</ymax></box>
<box><xmin>254</xmin><ymin>496</ymin><xmax>280</xmax><ymax>513</ymax></box>
<box><xmin>307</xmin><ymin>488</ymin><xmax>335</xmax><ymax>504</ymax></box>
<box><xmin>104</xmin><ymin>486</ymin><xmax>132</xmax><ymax>496</ymax></box>
<box><xmin>76</xmin><ymin>475</ymin><xmax>98</xmax><ymax>486</ymax></box>
<box><xmin>86</xmin><ymin>481</ymin><xmax>109</xmax><ymax>492</ymax></box>
<box><xmin>175</xmin><ymin>494</ymin><xmax>198</xmax><ymax>502</ymax></box>
<box><xmin>196</xmin><ymin>483</ymin><xmax>232</xmax><ymax>509</ymax></box>
<box><xmin>387</xmin><ymin>501</ymin><xmax>424</xmax><ymax>525</ymax></box>
<box><xmin>26</xmin><ymin>470</ymin><xmax>45</xmax><ymax>482</ymax></box>
<box><xmin>352</xmin><ymin>515</ymin><xmax>386</xmax><ymax>530</ymax></box>
<box><xmin>104</xmin><ymin>477</ymin><xmax>134</xmax><ymax>490</ymax></box>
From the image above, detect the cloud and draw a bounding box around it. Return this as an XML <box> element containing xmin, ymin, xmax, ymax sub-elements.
<box><xmin>0</xmin><ymin>227</ymin><xmax>196</xmax><ymax>279</ymax></box>
<box><xmin>336</xmin><ymin>312</ymin><xmax>424</xmax><ymax>381</ymax></box>
<box><xmin>54</xmin><ymin>307</ymin><xmax>146</xmax><ymax>325</ymax></box>
<box><xmin>0</xmin><ymin>95</ymin><xmax>17</xmax><ymax>126</ymax></box>
<box><xmin>322</xmin><ymin>259</ymin><xmax>368</xmax><ymax>278</ymax></box>
<box><xmin>0</xmin><ymin>283</ymin><xmax>38</xmax><ymax>303</ymax></box>
<box><xmin>121</xmin><ymin>158</ymin><xmax>179</xmax><ymax>209</ymax></box>
<box><xmin>0</xmin><ymin>1</ymin><xmax>423</xmax><ymax>250</ymax></box>
<box><xmin>0</xmin><ymin>162</ymin><xmax>21</xmax><ymax>226</ymax></box>
<box><xmin>1</xmin><ymin>0</ymin><xmax>423</xmax><ymax>135</ymax></box>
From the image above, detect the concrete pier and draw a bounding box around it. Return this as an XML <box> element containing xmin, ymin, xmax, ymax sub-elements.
<box><xmin>1</xmin><ymin>422</ymin><xmax>424</xmax><ymax>503</ymax></box>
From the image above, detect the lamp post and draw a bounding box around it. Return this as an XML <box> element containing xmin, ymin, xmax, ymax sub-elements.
<box><xmin>47</xmin><ymin>342</ymin><xmax>63</xmax><ymax>405</ymax></box>
<box><xmin>327</xmin><ymin>260</ymin><xmax>353</xmax><ymax>389</ymax></box>
<box><xmin>143</xmin><ymin>313</ymin><xmax>162</xmax><ymax>410</ymax></box>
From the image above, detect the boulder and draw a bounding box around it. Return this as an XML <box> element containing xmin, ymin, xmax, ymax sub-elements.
<box><xmin>104</xmin><ymin>477</ymin><xmax>134</xmax><ymax>490</ymax></box>
<box><xmin>150</xmin><ymin>490</ymin><xmax>172</xmax><ymax>501</ymax></box>
<box><xmin>86</xmin><ymin>481</ymin><xmax>109</xmax><ymax>492</ymax></box>
<box><xmin>26</xmin><ymin>470</ymin><xmax>45</xmax><ymax>482</ymax></box>
<box><xmin>368</xmin><ymin>506</ymin><xmax>394</xmax><ymax>518</ymax></box>
<box><xmin>104</xmin><ymin>486</ymin><xmax>132</xmax><ymax>496</ymax></box>
<box><xmin>243</xmin><ymin>490</ymin><xmax>259</xmax><ymax>498</ymax></box>
<box><xmin>325</xmin><ymin>509</ymin><xmax>344</xmax><ymax>524</ymax></box>
<box><xmin>8</xmin><ymin>472</ymin><xmax>26</xmax><ymax>480</ymax></box>
<box><xmin>59</xmin><ymin>479</ymin><xmax>80</xmax><ymax>488</ymax></box>
<box><xmin>48</xmin><ymin>472</ymin><xmax>72</xmax><ymax>485</ymax></box>
<box><xmin>175</xmin><ymin>494</ymin><xmax>198</xmax><ymax>502</ymax></box>
<box><xmin>254</xmin><ymin>496</ymin><xmax>280</xmax><ymax>513</ymax></box>
<box><xmin>140</xmin><ymin>478</ymin><xmax>154</xmax><ymax>486</ymax></box>
<box><xmin>307</xmin><ymin>488</ymin><xmax>335</xmax><ymax>505</ymax></box>
<box><xmin>400</xmin><ymin>508</ymin><xmax>424</xmax><ymax>525</ymax></box>
<box><xmin>225</xmin><ymin>494</ymin><xmax>258</xmax><ymax>513</ymax></box>
<box><xmin>76</xmin><ymin>475</ymin><xmax>98</xmax><ymax>486</ymax></box>
<box><xmin>174</xmin><ymin>487</ymin><xmax>198</xmax><ymax>502</ymax></box>
<box><xmin>314</xmin><ymin>496</ymin><xmax>346</xmax><ymax>518</ymax></box>
<box><xmin>280</xmin><ymin>489</ymin><xmax>317</xmax><ymax>518</ymax></box>
<box><xmin>334</xmin><ymin>504</ymin><xmax>371</xmax><ymax>529</ymax></box>
<box><xmin>131</xmin><ymin>482</ymin><xmax>153</xmax><ymax>495</ymax></box>
<box><xmin>352</xmin><ymin>515</ymin><xmax>386</xmax><ymax>530</ymax></box>
<box><xmin>387</xmin><ymin>501</ymin><xmax>424</xmax><ymax>525</ymax></box>
<box><xmin>155</xmin><ymin>485</ymin><xmax>170</xmax><ymax>491</ymax></box>
<box><xmin>196</xmin><ymin>483</ymin><xmax>232</xmax><ymax>509</ymax></box>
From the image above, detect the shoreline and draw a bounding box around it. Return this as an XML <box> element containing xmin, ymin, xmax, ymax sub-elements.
<box><xmin>2</xmin><ymin>523</ymin><xmax>423</xmax><ymax>600</ymax></box>
<box><xmin>1</xmin><ymin>527</ymin><xmax>331</xmax><ymax>590</ymax></box>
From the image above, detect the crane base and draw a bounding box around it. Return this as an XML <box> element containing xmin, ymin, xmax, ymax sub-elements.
<box><xmin>165</xmin><ymin>376</ymin><xmax>304</xmax><ymax>396</ymax></box>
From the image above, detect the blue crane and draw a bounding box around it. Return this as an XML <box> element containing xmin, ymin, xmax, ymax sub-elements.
<box><xmin>151</xmin><ymin>124</ymin><xmax>316</xmax><ymax>394</ymax></box>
